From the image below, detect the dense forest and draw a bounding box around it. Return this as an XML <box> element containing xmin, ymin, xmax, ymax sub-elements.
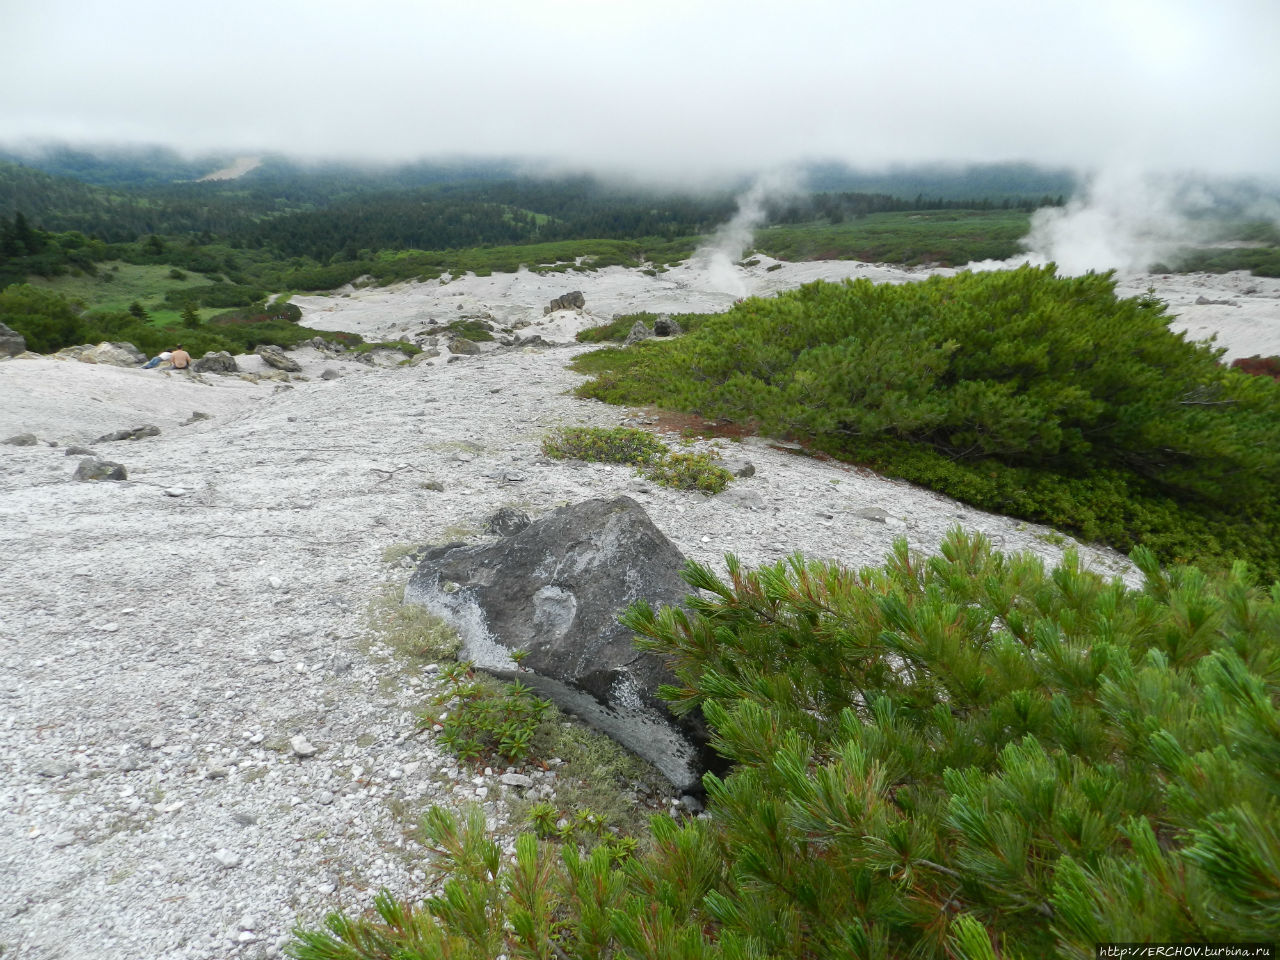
<box><xmin>0</xmin><ymin>149</ymin><xmax>1079</xmax><ymax>263</ymax></box>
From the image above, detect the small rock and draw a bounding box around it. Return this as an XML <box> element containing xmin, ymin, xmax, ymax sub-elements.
<box><xmin>164</xmin><ymin>488</ymin><xmax>187</xmax><ymax>497</ymax></box>
<box><xmin>290</xmin><ymin>735</ymin><xmax>318</xmax><ymax>758</ymax></box>
<box><xmin>37</xmin><ymin>761</ymin><xmax>75</xmax><ymax>778</ymax></box>
<box><xmin>99</xmin><ymin>622</ymin><xmax>119</xmax><ymax>633</ymax></box>
<box><xmin>677</xmin><ymin>794</ymin><xmax>704</xmax><ymax>816</ymax></box>
<box><xmin>268</xmin><ymin>575</ymin><xmax>284</xmax><ymax>591</ymax></box>
<box><xmin>49</xmin><ymin>832</ymin><xmax>76</xmax><ymax>848</ymax></box>
<box><xmin>3</xmin><ymin>432</ymin><xmax>38</xmax><ymax>446</ymax></box>
<box><xmin>422</xmin><ymin>480</ymin><xmax>445</xmax><ymax>492</ymax></box>
<box><xmin>502</xmin><ymin>471</ymin><xmax>527</xmax><ymax>483</ymax></box>
<box><xmin>206</xmin><ymin>767</ymin><xmax>230</xmax><ymax>780</ymax></box>
<box><xmin>853</xmin><ymin>506</ymin><xmax>891</xmax><ymax>523</ymax></box>
<box><xmin>454</xmin><ymin>452</ymin><xmax>475</xmax><ymax>463</ymax></box>
<box><xmin>74</xmin><ymin>458</ymin><xmax>128</xmax><ymax>482</ymax></box>
<box><xmin>63</xmin><ymin>446</ymin><xmax>95</xmax><ymax>457</ymax></box>
<box><xmin>499</xmin><ymin>773</ymin><xmax>534</xmax><ymax>789</ymax></box>
<box><xmin>268</xmin><ymin>650</ymin><xmax>286</xmax><ymax>663</ymax></box>
<box><xmin>212</xmin><ymin>849</ymin><xmax>242</xmax><ymax>869</ymax></box>
<box><xmin>316</xmin><ymin>790</ymin><xmax>335</xmax><ymax>805</ymax></box>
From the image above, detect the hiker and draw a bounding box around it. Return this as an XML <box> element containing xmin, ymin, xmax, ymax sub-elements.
<box><xmin>142</xmin><ymin>350</ymin><xmax>172</xmax><ymax>370</ymax></box>
<box><xmin>169</xmin><ymin>345</ymin><xmax>191</xmax><ymax>371</ymax></box>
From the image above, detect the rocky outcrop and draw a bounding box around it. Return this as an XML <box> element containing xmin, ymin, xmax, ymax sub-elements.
<box><xmin>624</xmin><ymin>320</ymin><xmax>652</xmax><ymax>345</ymax></box>
<box><xmin>404</xmin><ymin>496</ymin><xmax>712</xmax><ymax>792</ymax></box>
<box><xmin>623</xmin><ymin>314</ymin><xmax>682</xmax><ymax>346</ymax></box>
<box><xmin>255</xmin><ymin>344</ymin><xmax>301</xmax><ymax>373</ymax></box>
<box><xmin>544</xmin><ymin>291</ymin><xmax>585</xmax><ymax>314</ymax></box>
<box><xmin>56</xmin><ymin>342</ymin><xmax>146</xmax><ymax>367</ymax></box>
<box><xmin>193</xmin><ymin>351</ymin><xmax>239</xmax><ymax>373</ymax></box>
<box><xmin>0</xmin><ymin>321</ymin><xmax>26</xmax><ymax>357</ymax></box>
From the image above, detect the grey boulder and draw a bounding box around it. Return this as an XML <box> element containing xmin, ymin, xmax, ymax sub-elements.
<box><xmin>404</xmin><ymin>496</ymin><xmax>713</xmax><ymax>792</ymax></box>
<box><xmin>255</xmin><ymin>344</ymin><xmax>301</xmax><ymax>373</ymax></box>
<box><xmin>74</xmin><ymin>458</ymin><xmax>127</xmax><ymax>481</ymax></box>
<box><xmin>192</xmin><ymin>351</ymin><xmax>239</xmax><ymax>373</ymax></box>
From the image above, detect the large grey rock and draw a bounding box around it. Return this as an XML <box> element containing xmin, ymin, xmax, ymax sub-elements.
<box><xmin>255</xmin><ymin>344</ymin><xmax>301</xmax><ymax>373</ymax></box>
<box><xmin>3</xmin><ymin>433</ymin><xmax>38</xmax><ymax>446</ymax></box>
<box><xmin>193</xmin><ymin>351</ymin><xmax>238</xmax><ymax>373</ymax></box>
<box><xmin>544</xmin><ymin>291</ymin><xmax>586</xmax><ymax>314</ymax></box>
<box><xmin>74</xmin><ymin>458</ymin><xmax>127</xmax><ymax>481</ymax></box>
<box><xmin>405</xmin><ymin>496</ymin><xmax>713</xmax><ymax>791</ymax></box>
<box><xmin>624</xmin><ymin>321</ymin><xmax>652</xmax><ymax>346</ymax></box>
<box><xmin>652</xmin><ymin>314</ymin><xmax>682</xmax><ymax>337</ymax></box>
<box><xmin>0</xmin><ymin>321</ymin><xmax>26</xmax><ymax>357</ymax></box>
<box><xmin>56</xmin><ymin>342</ymin><xmax>145</xmax><ymax>367</ymax></box>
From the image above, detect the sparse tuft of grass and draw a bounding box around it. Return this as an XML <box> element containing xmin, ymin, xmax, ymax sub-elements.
<box><xmin>368</xmin><ymin>585</ymin><xmax>462</xmax><ymax>662</ymax></box>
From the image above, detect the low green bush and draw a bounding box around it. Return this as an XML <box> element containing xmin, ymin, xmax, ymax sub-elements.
<box><xmin>644</xmin><ymin>450</ymin><xmax>733</xmax><ymax>494</ymax></box>
<box><xmin>570</xmin><ymin>266</ymin><xmax>1280</xmax><ymax>577</ymax></box>
<box><xmin>290</xmin><ymin>530</ymin><xmax>1280</xmax><ymax>959</ymax></box>
<box><xmin>541</xmin><ymin>426</ymin><xmax>667</xmax><ymax>466</ymax></box>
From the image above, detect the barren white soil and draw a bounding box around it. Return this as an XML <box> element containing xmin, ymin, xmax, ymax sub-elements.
<box><xmin>1</xmin><ymin>257</ymin><xmax>1276</xmax><ymax>959</ymax></box>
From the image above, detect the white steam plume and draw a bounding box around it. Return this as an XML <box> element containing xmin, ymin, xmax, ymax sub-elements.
<box><xmin>1018</xmin><ymin>166</ymin><xmax>1211</xmax><ymax>274</ymax></box>
<box><xmin>697</xmin><ymin>170</ymin><xmax>798</xmax><ymax>296</ymax></box>
<box><xmin>971</xmin><ymin>166</ymin><xmax>1280</xmax><ymax>277</ymax></box>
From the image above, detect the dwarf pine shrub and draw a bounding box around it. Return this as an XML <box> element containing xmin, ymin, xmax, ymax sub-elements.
<box><xmin>644</xmin><ymin>450</ymin><xmax>733</xmax><ymax>494</ymax></box>
<box><xmin>541</xmin><ymin>426</ymin><xmax>667</xmax><ymax>466</ymax></box>
<box><xmin>290</xmin><ymin>529</ymin><xmax>1280</xmax><ymax>959</ymax></box>
<box><xmin>570</xmin><ymin>265</ymin><xmax>1280</xmax><ymax>578</ymax></box>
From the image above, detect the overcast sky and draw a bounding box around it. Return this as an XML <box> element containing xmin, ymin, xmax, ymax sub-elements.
<box><xmin>3</xmin><ymin>0</ymin><xmax>1277</xmax><ymax>181</ymax></box>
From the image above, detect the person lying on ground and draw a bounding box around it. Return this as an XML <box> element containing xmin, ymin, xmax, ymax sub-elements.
<box><xmin>142</xmin><ymin>350</ymin><xmax>173</xmax><ymax>370</ymax></box>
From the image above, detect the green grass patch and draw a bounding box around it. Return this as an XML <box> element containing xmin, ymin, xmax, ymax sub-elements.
<box><xmin>442</xmin><ymin>319</ymin><xmax>495</xmax><ymax>342</ymax></box>
<box><xmin>26</xmin><ymin>260</ymin><xmax>214</xmax><ymax>315</ymax></box>
<box><xmin>754</xmin><ymin>208</ymin><xmax>1033</xmax><ymax>265</ymax></box>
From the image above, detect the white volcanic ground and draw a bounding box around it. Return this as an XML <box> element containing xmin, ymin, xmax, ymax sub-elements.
<box><xmin>1</xmin><ymin>257</ymin><xmax>1277</xmax><ymax>960</ymax></box>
